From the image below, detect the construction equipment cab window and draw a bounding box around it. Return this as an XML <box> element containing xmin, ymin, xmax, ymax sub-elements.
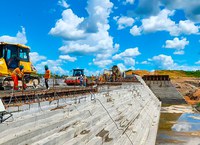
<box><xmin>19</xmin><ymin>48</ymin><xmax>29</xmax><ymax>62</ymax></box>
<box><xmin>5</xmin><ymin>45</ymin><xmax>19</xmax><ymax>69</ymax></box>
<box><xmin>1</xmin><ymin>44</ymin><xmax>29</xmax><ymax>69</ymax></box>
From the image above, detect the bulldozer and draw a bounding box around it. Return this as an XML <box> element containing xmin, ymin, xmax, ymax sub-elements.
<box><xmin>0</xmin><ymin>42</ymin><xmax>39</xmax><ymax>90</ymax></box>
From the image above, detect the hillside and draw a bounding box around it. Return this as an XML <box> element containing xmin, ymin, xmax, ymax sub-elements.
<box><xmin>131</xmin><ymin>70</ymin><xmax>200</xmax><ymax>105</ymax></box>
<box><xmin>131</xmin><ymin>70</ymin><xmax>200</xmax><ymax>79</ymax></box>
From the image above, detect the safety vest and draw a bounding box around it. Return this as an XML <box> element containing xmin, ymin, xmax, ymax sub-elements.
<box><xmin>12</xmin><ymin>68</ymin><xmax>23</xmax><ymax>78</ymax></box>
<box><xmin>44</xmin><ymin>70</ymin><xmax>51</xmax><ymax>79</ymax></box>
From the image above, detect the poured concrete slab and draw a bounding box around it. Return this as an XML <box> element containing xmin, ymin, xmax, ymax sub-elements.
<box><xmin>0</xmin><ymin>75</ymin><xmax>161</xmax><ymax>145</ymax></box>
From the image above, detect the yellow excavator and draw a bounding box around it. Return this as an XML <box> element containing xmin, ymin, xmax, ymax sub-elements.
<box><xmin>0</xmin><ymin>42</ymin><xmax>39</xmax><ymax>90</ymax></box>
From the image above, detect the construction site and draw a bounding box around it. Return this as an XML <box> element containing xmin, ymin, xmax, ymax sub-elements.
<box><xmin>1</xmin><ymin>42</ymin><xmax>200</xmax><ymax>145</ymax></box>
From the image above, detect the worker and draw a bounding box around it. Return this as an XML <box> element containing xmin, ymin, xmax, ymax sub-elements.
<box><xmin>80</xmin><ymin>75</ymin><xmax>83</xmax><ymax>86</ymax></box>
<box><xmin>44</xmin><ymin>65</ymin><xmax>51</xmax><ymax>89</ymax></box>
<box><xmin>83</xmin><ymin>75</ymin><xmax>87</xmax><ymax>87</ymax></box>
<box><xmin>11</xmin><ymin>65</ymin><xmax>24</xmax><ymax>90</ymax></box>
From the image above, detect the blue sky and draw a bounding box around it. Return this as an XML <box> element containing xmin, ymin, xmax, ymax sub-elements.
<box><xmin>0</xmin><ymin>0</ymin><xmax>200</xmax><ymax>75</ymax></box>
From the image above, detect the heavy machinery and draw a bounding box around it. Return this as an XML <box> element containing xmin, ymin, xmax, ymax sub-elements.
<box><xmin>64</xmin><ymin>69</ymin><xmax>84</xmax><ymax>85</ymax></box>
<box><xmin>0</xmin><ymin>42</ymin><xmax>39</xmax><ymax>90</ymax></box>
<box><xmin>102</xmin><ymin>65</ymin><xmax>122</xmax><ymax>82</ymax></box>
<box><xmin>111</xmin><ymin>65</ymin><xmax>122</xmax><ymax>82</ymax></box>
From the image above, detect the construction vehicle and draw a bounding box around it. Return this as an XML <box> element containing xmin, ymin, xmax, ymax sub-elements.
<box><xmin>111</xmin><ymin>65</ymin><xmax>122</xmax><ymax>82</ymax></box>
<box><xmin>0</xmin><ymin>42</ymin><xmax>40</xmax><ymax>90</ymax></box>
<box><xmin>102</xmin><ymin>65</ymin><xmax>122</xmax><ymax>82</ymax></box>
<box><xmin>64</xmin><ymin>69</ymin><xmax>85</xmax><ymax>85</ymax></box>
<box><xmin>103</xmin><ymin>69</ymin><xmax>112</xmax><ymax>82</ymax></box>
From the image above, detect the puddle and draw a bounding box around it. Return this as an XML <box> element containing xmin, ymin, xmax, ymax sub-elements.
<box><xmin>156</xmin><ymin>110</ymin><xmax>200</xmax><ymax>145</ymax></box>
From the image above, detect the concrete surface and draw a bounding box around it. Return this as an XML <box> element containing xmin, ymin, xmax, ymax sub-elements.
<box><xmin>0</xmin><ymin>76</ymin><xmax>161</xmax><ymax>145</ymax></box>
<box><xmin>145</xmin><ymin>80</ymin><xmax>186</xmax><ymax>104</ymax></box>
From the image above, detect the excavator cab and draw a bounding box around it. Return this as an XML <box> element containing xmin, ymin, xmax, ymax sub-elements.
<box><xmin>0</xmin><ymin>42</ymin><xmax>39</xmax><ymax>90</ymax></box>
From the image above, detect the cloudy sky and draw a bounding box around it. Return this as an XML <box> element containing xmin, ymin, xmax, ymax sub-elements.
<box><xmin>1</xmin><ymin>0</ymin><xmax>200</xmax><ymax>75</ymax></box>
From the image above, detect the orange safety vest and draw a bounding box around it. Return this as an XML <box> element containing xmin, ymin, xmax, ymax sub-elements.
<box><xmin>44</xmin><ymin>70</ymin><xmax>51</xmax><ymax>79</ymax></box>
<box><xmin>12</xmin><ymin>68</ymin><xmax>23</xmax><ymax>78</ymax></box>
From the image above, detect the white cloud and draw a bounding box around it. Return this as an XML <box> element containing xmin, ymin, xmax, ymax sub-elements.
<box><xmin>195</xmin><ymin>60</ymin><xmax>200</xmax><ymax>65</ymax></box>
<box><xmin>117</xmin><ymin>63</ymin><xmax>127</xmax><ymax>72</ymax></box>
<box><xmin>115</xmin><ymin>16</ymin><xmax>135</xmax><ymax>30</ymax></box>
<box><xmin>147</xmin><ymin>54</ymin><xmax>200</xmax><ymax>71</ymax></box>
<box><xmin>112</xmin><ymin>47</ymin><xmax>140</xmax><ymax>60</ymax></box>
<box><xmin>124</xmin><ymin>58</ymin><xmax>135</xmax><ymax>66</ymax></box>
<box><xmin>35</xmin><ymin>59</ymin><xmax>68</xmax><ymax>75</ymax></box>
<box><xmin>83</xmin><ymin>0</ymin><xmax>113</xmax><ymax>33</ymax></box>
<box><xmin>59</xmin><ymin>55</ymin><xmax>77</xmax><ymax>62</ymax></box>
<box><xmin>178</xmin><ymin>20</ymin><xmax>199</xmax><ymax>35</ymax></box>
<box><xmin>84</xmin><ymin>68</ymin><xmax>101</xmax><ymax>76</ymax></box>
<box><xmin>29</xmin><ymin>52</ymin><xmax>47</xmax><ymax>64</ymax></box>
<box><xmin>93</xmin><ymin>59</ymin><xmax>112</xmax><ymax>68</ymax></box>
<box><xmin>142</xmin><ymin>9</ymin><xmax>178</xmax><ymax>36</ymax></box>
<box><xmin>112</xmin><ymin>47</ymin><xmax>140</xmax><ymax>69</ymax></box>
<box><xmin>117</xmin><ymin>63</ymin><xmax>135</xmax><ymax>72</ymax></box>
<box><xmin>49</xmin><ymin>9</ymin><xmax>85</xmax><ymax>40</ymax></box>
<box><xmin>58</xmin><ymin>0</ymin><xmax>70</xmax><ymax>8</ymax></box>
<box><xmin>0</xmin><ymin>27</ymin><xmax>27</xmax><ymax>44</ymax></box>
<box><xmin>123</xmin><ymin>0</ymin><xmax>135</xmax><ymax>5</ymax></box>
<box><xmin>140</xmin><ymin>9</ymin><xmax>199</xmax><ymax>36</ymax></box>
<box><xmin>51</xmin><ymin>0</ymin><xmax>117</xmax><ymax>68</ymax></box>
<box><xmin>141</xmin><ymin>61</ymin><xmax>149</xmax><ymax>64</ymax></box>
<box><xmin>161</xmin><ymin>0</ymin><xmax>200</xmax><ymax>22</ymax></box>
<box><xmin>59</xmin><ymin>43</ymin><xmax>96</xmax><ymax>55</ymax></box>
<box><xmin>164</xmin><ymin>37</ymin><xmax>189</xmax><ymax>55</ymax></box>
<box><xmin>130</xmin><ymin>25</ymin><xmax>141</xmax><ymax>36</ymax></box>
<box><xmin>150</xmin><ymin>54</ymin><xmax>176</xmax><ymax>70</ymax></box>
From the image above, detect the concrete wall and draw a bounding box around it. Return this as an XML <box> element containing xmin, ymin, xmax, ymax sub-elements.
<box><xmin>145</xmin><ymin>80</ymin><xmax>186</xmax><ymax>104</ymax></box>
<box><xmin>0</xmin><ymin>76</ymin><xmax>161</xmax><ymax>145</ymax></box>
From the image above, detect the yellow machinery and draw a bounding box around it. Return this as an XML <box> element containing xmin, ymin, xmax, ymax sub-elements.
<box><xmin>111</xmin><ymin>65</ymin><xmax>121</xmax><ymax>82</ymax></box>
<box><xmin>102</xmin><ymin>65</ymin><xmax>122</xmax><ymax>82</ymax></box>
<box><xmin>0</xmin><ymin>42</ymin><xmax>39</xmax><ymax>90</ymax></box>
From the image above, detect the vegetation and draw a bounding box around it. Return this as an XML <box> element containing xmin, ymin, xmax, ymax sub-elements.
<box><xmin>155</xmin><ymin>70</ymin><xmax>200</xmax><ymax>78</ymax></box>
<box><xmin>129</xmin><ymin>70</ymin><xmax>200</xmax><ymax>79</ymax></box>
<box><xmin>196</xmin><ymin>102</ymin><xmax>200</xmax><ymax>107</ymax></box>
<box><xmin>184</xmin><ymin>70</ymin><xmax>200</xmax><ymax>77</ymax></box>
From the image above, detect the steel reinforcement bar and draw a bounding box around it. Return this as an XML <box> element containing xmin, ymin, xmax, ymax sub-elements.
<box><xmin>0</xmin><ymin>86</ymin><xmax>98</xmax><ymax>108</ymax></box>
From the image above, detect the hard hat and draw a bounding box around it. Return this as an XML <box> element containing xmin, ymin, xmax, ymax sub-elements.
<box><xmin>19</xmin><ymin>65</ymin><xmax>24</xmax><ymax>70</ymax></box>
<box><xmin>44</xmin><ymin>65</ymin><xmax>48</xmax><ymax>70</ymax></box>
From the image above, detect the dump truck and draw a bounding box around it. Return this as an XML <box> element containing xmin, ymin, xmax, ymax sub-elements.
<box><xmin>0</xmin><ymin>42</ymin><xmax>39</xmax><ymax>90</ymax></box>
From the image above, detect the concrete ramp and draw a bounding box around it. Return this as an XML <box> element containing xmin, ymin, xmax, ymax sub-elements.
<box><xmin>143</xmin><ymin>75</ymin><xmax>186</xmax><ymax>104</ymax></box>
<box><xmin>0</xmin><ymin>76</ymin><xmax>161</xmax><ymax>145</ymax></box>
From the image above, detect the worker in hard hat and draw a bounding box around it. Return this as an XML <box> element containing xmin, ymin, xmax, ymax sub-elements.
<box><xmin>11</xmin><ymin>65</ymin><xmax>24</xmax><ymax>90</ymax></box>
<box><xmin>44</xmin><ymin>65</ymin><xmax>50</xmax><ymax>89</ymax></box>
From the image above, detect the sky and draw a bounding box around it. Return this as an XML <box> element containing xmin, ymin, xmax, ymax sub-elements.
<box><xmin>0</xmin><ymin>0</ymin><xmax>200</xmax><ymax>75</ymax></box>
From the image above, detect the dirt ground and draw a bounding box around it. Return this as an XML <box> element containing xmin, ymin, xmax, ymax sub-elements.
<box><xmin>171</xmin><ymin>77</ymin><xmax>200</xmax><ymax>105</ymax></box>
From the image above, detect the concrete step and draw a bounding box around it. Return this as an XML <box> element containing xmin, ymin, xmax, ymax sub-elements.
<box><xmin>86</xmin><ymin>137</ymin><xmax>102</xmax><ymax>145</ymax></box>
<box><xmin>63</xmin><ymin>99</ymin><xmax>131</xmax><ymax>145</ymax></box>
<box><xmin>28</xmin><ymin>93</ymin><xmax>134</xmax><ymax>145</ymax></box>
<box><xmin>113</xmin><ymin>98</ymin><xmax>155</xmax><ymax>145</ymax></box>
<box><xmin>0</xmin><ymin>109</ymin><xmax>92</xmax><ymax>145</ymax></box>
